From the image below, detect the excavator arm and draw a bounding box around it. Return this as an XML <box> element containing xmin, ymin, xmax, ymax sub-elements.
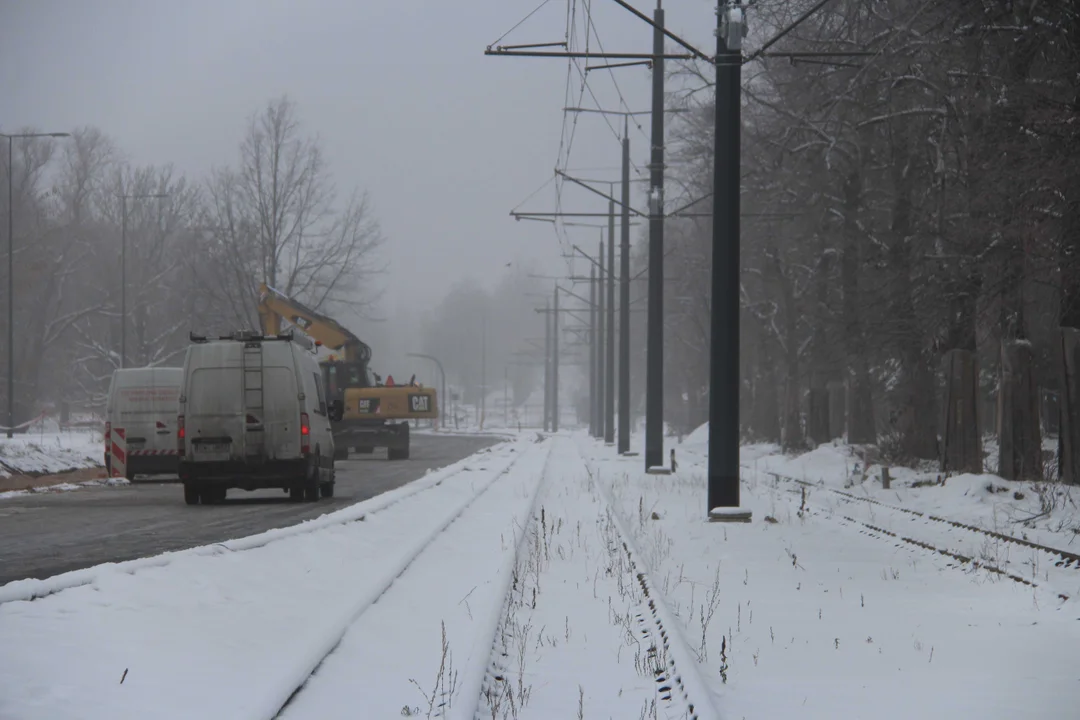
<box><xmin>257</xmin><ymin>283</ymin><xmax>372</xmax><ymax>364</ymax></box>
<box><xmin>256</xmin><ymin>283</ymin><xmax>437</xmax><ymax>462</ymax></box>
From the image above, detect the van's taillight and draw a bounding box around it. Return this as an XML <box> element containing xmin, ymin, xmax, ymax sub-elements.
<box><xmin>300</xmin><ymin>413</ymin><xmax>310</xmax><ymax>455</ymax></box>
<box><xmin>177</xmin><ymin>415</ymin><xmax>185</xmax><ymax>451</ymax></box>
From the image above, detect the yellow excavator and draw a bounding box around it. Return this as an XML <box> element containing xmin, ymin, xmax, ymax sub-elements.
<box><xmin>257</xmin><ymin>283</ymin><xmax>437</xmax><ymax>460</ymax></box>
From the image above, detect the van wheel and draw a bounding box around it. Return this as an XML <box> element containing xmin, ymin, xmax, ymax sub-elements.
<box><xmin>289</xmin><ymin>486</ymin><xmax>304</xmax><ymax>502</ymax></box>
<box><xmin>184</xmin><ymin>484</ymin><xmax>200</xmax><ymax>505</ymax></box>
<box><xmin>320</xmin><ymin>482</ymin><xmax>335</xmax><ymax>498</ymax></box>
<box><xmin>301</xmin><ymin>454</ymin><xmax>320</xmax><ymax>502</ymax></box>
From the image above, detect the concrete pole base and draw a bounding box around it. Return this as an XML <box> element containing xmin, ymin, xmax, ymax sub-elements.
<box><xmin>708</xmin><ymin>507</ymin><xmax>753</xmax><ymax>523</ymax></box>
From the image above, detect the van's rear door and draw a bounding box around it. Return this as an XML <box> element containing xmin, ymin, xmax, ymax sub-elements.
<box><xmin>116</xmin><ymin>373</ymin><xmax>181</xmax><ymax>454</ymax></box>
<box><xmin>259</xmin><ymin>366</ymin><xmax>301</xmax><ymax>460</ymax></box>
<box><xmin>186</xmin><ymin>367</ymin><xmax>244</xmax><ymax>461</ymax></box>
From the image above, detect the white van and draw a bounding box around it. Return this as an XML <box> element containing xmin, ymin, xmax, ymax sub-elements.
<box><xmin>104</xmin><ymin>366</ymin><xmax>184</xmax><ymax>480</ymax></box>
<box><xmin>177</xmin><ymin>331</ymin><xmax>336</xmax><ymax>505</ymax></box>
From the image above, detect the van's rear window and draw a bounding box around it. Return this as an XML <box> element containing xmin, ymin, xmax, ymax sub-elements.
<box><xmin>188</xmin><ymin>368</ymin><xmax>243</xmax><ymax>415</ymax></box>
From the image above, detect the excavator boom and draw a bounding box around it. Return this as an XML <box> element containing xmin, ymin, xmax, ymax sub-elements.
<box><xmin>257</xmin><ymin>283</ymin><xmax>372</xmax><ymax>364</ymax></box>
<box><xmin>255</xmin><ymin>283</ymin><xmax>438</xmax><ymax>462</ymax></box>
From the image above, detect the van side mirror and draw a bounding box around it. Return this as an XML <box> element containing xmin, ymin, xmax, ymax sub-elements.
<box><xmin>328</xmin><ymin>399</ymin><xmax>344</xmax><ymax>421</ymax></box>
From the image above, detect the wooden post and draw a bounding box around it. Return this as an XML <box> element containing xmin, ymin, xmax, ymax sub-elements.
<box><xmin>940</xmin><ymin>348</ymin><xmax>982</xmax><ymax>474</ymax></box>
<box><xmin>881</xmin><ymin>466</ymin><xmax>891</xmax><ymax>490</ymax></box>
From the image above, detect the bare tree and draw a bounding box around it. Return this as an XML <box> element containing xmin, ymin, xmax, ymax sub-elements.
<box><xmin>201</xmin><ymin>96</ymin><xmax>386</xmax><ymax>331</ymax></box>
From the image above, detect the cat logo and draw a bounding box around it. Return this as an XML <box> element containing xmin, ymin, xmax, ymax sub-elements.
<box><xmin>409</xmin><ymin>394</ymin><xmax>431</xmax><ymax>413</ymax></box>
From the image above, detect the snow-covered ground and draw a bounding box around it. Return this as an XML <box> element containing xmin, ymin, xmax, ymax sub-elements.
<box><xmin>2</xmin><ymin>429</ymin><xmax>1079</xmax><ymax>720</ymax></box>
<box><xmin>0</xmin><ymin>428</ymin><xmax>103</xmax><ymax>479</ymax></box>
<box><xmin>601</xmin><ymin>433</ymin><xmax>1080</xmax><ymax>719</ymax></box>
<box><xmin>674</xmin><ymin>425</ymin><xmax>1080</xmax><ymax>556</ymax></box>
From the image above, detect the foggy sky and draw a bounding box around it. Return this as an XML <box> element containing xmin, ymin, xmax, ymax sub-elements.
<box><xmin>2</xmin><ymin>0</ymin><xmax>716</xmax><ymax>380</ymax></box>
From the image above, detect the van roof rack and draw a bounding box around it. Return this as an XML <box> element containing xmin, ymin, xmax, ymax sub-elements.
<box><xmin>189</xmin><ymin>330</ymin><xmax>298</xmax><ymax>344</ymax></box>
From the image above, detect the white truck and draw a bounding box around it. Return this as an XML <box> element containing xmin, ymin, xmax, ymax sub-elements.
<box><xmin>104</xmin><ymin>367</ymin><xmax>184</xmax><ymax>480</ymax></box>
<box><xmin>176</xmin><ymin>331</ymin><xmax>337</xmax><ymax>505</ymax></box>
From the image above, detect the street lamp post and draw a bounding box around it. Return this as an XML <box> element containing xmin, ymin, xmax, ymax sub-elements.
<box><xmin>406</xmin><ymin>352</ymin><xmax>447</xmax><ymax>429</ymax></box>
<box><xmin>118</xmin><ymin>192</ymin><xmax>169</xmax><ymax>368</ymax></box>
<box><xmin>3</xmin><ymin>131</ymin><xmax>70</xmax><ymax>438</ymax></box>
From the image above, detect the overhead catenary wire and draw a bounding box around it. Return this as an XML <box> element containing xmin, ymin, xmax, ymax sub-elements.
<box><xmin>486</xmin><ymin>0</ymin><xmax>558</xmax><ymax>49</ymax></box>
<box><xmin>584</xmin><ymin>7</ymin><xmax>649</xmax><ymax>142</ymax></box>
<box><xmin>504</xmin><ymin>0</ymin><xmax>663</xmax><ymax>276</ymax></box>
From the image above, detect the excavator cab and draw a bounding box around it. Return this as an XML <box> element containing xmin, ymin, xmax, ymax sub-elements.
<box><xmin>323</xmin><ymin>360</ymin><xmax>372</xmax><ymax>396</ymax></box>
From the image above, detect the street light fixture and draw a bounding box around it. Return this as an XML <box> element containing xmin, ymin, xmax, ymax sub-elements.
<box><xmin>118</xmin><ymin>192</ymin><xmax>169</xmax><ymax>368</ymax></box>
<box><xmin>2</xmin><ymin>131</ymin><xmax>71</xmax><ymax>439</ymax></box>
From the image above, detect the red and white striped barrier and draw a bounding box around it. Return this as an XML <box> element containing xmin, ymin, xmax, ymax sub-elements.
<box><xmin>128</xmin><ymin>449</ymin><xmax>180</xmax><ymax>456</ymax></box>
<box><xmin>0</xmin><ymin>410</ymin><xmax>49</xmax><ymax>433</ymax></box>
<box><xmin>110</xmin><ymin>428</ymin><xmax>127</xmax><ymax>479</ymax></box>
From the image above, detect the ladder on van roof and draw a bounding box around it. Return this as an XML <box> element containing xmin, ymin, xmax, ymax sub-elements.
<box><xmin>242</xmin><ymin>341</ymin><xmax>266</xmax><ymax>458</ymax></box>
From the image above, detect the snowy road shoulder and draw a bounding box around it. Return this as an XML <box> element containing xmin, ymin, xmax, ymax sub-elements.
<box><xmin>0</xmin><ymin>438</ymin><xmax>530</xmax><ymax>720</ymax></box>
<box><xmin>278</xmin><ymin>430</ymin><xmax>550</xmax><ymax>719</ymax></box>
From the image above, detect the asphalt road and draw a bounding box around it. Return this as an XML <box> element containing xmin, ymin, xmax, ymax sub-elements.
<box><xmin>0</xmin><ymin>433</ymin><xmax>502</xmax><ymax>586</ymax></box>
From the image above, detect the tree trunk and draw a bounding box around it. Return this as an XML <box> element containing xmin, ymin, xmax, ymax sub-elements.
<box><xmin>940</xmin><ymin>252</ymin><xmax>982</xmax><ymax>472</ymax></box>
<box><xmin>1058</xmin><ymin>155</ymin><xmax>1080</xmax><ymax>484</ymax></box>
<box><xmin>904</xmin><ymin>357</ymin><xmax>939</xmax><ymax>459</ymax></box>
<box><xmin>998</xmin><ymin>340</ymin><xmax>1042</xmax><ymax>481</ymax></box>
<box><xmin>828</xmin><ymin>380</ymin><xmax>847</xmax><ymax>439</ymax></box>
<box><xmin>888</xmin><ymin>125</ymin><xmax>937</xmax><ymax>459</ymax></box>
<box><xmin>941</xmin><ymin>348</ymin><xmax>982</xmax><ymax>474</ymax></box>
<box><xmin>807</xmin><ymin>246</ymin><xmax>834</xmax><ymax>446</ymax></box>
<box><xmin>841</xmin><ymin>170</ymin><xmax>876</xmax><ymax>444</ymax></box>
<box><xmin>807</xmin><ymin>383</ymin><xmax>829</xmax><ymax>445</ymax></box>
<box><xmin>753</xmin><ymin>332</ymin><xmax>781</xmax><ymax>443</ymax></box>
<box><xmin>1057</xmin><ymin>329</ymin><xmax>1080</xmax><ymax>484</ymax></box>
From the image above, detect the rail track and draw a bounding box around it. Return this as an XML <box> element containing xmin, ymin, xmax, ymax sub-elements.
<box><xmin>270</xmin><ymin>437</ymin><xmax>552</xmax><ymax>720</ymax></box>
<box><xmin>762</xmin><ymin>469</ymin><xmax>1078</xmax><ymax>602</ymax></box>
<box><xmin>589</xmin><ymin>457</ymin><xmax>722</xmax><ymax>720</ymax></box>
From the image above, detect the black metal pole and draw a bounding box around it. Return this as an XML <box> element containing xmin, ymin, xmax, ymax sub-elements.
<box><xmin>597</xmin><ymin>238</ymin><xmax>605</xmax><ymax>438</ymax></box>
<box><xmin>644</xmin><ymin>1</ymin><xmax>666</xmax><ymax>470</ymax></box>
<box><xmin>709</xmin><ymin>1</ymin><xmax>743</xmax><ymax>511</ymax></box>
<box><xmin>481</xmin><ymin>312</ymin><xmax>487</xmax><ymax>424</ymax></box>
<box><xmin>440</xmin><ymin>363</ymin><xmax>446</xmax><ymax>429</ymax></box>
<box><xmin>544</xmin><ymin>300</ymin><xmax>551</xmax><ymax>431</ymax></box>
<box><xmin>120</xmin><ymin>194</ymin><xmax>127</xmax><ymax>369</ymax></box>
<box><xmin>553</xmin><ymin>286</ymin><xmax>560</xmax><ymax>432</ymax></box>
<box><xmin>5</xmin><ymin>135</ymin><xmax>12</xmax><ymax>438</ymax></box>
<box><xmin>618</xmin><ymin>120</ymin><xmax>632</xmax><ymax>455</ymax></box>
<box><xmin>589</xmin><ymin>265</ymin><xmax>597</xmax><ymax>436</ymax></box>
<box><xmin>606</xmin><ymin>195</ymin><xmax>616</xmax><ymax>445</ymax></box>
